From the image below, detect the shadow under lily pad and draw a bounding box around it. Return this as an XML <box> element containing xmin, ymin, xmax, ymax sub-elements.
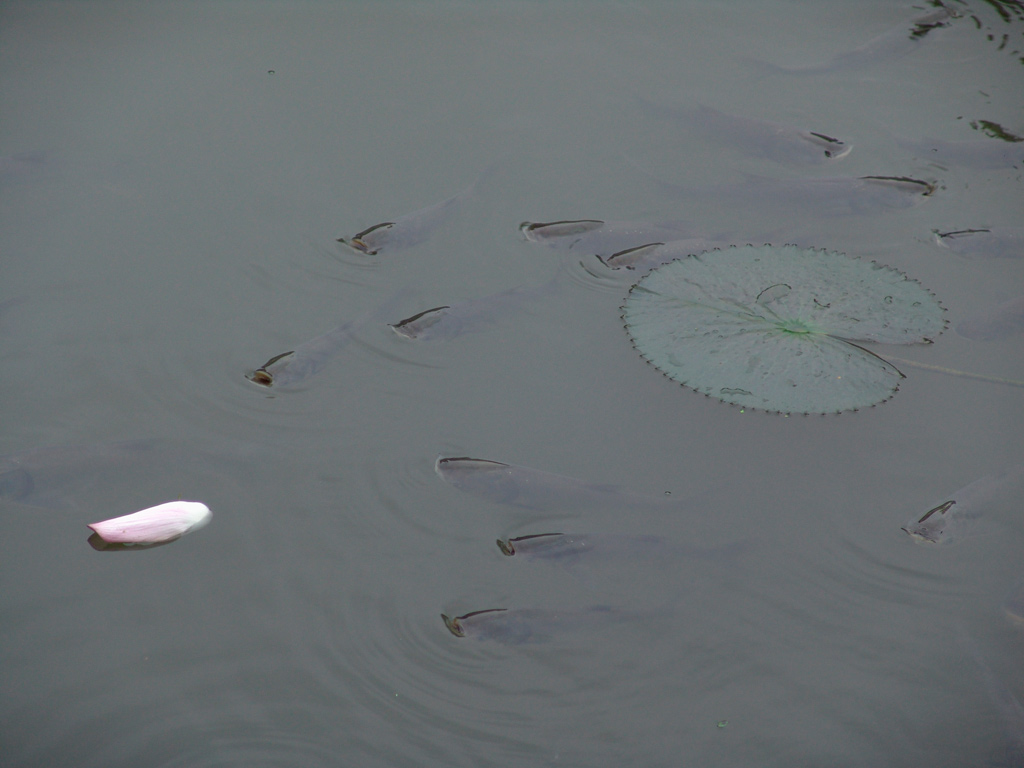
<box><xmin>621</xmin><ymin>245</ymin><xmax>946</xmax><ymax>414</ymax></box>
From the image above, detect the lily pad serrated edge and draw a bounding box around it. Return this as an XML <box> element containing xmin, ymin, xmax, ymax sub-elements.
<box><xmin>618</xmin><ymin>245</ymin><xmax>948</xmax><ymax>416</ymax></box>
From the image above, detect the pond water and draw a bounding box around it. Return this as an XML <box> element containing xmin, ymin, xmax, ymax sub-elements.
<box><xmin>2</xmin><ymin>1</ymin><xmax>1023</xmax><ymax>766</ymax></box>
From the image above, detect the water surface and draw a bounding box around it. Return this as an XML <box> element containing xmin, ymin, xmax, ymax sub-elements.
<box><xmin>2</xmin><ymin>2</ymin><xmax>1022</xmax><ymax>767</ymax></box>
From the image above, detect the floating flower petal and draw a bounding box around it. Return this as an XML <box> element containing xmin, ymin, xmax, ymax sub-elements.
<box><xmin>88</xmin><ymin>501</ymin><xmax>211</xmax><ymax>545</ymax></box>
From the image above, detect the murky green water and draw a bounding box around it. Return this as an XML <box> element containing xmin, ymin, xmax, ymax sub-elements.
<box><xmin>2</xmin><ymin>2</ymin><xmax>1023</xmax><ymax>766</ymax></box>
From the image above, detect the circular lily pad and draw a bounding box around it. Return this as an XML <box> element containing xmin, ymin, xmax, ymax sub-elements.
<box><xmin>621</xmin><ymin>245</ymin><xmax>945</xmax><ymax>414</ymax></box>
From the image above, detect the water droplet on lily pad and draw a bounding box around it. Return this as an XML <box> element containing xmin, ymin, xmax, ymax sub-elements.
<box><xmin>621</xmin><ymin>245</ymin><xmax>945</xmax><ymax>414</ymax></box>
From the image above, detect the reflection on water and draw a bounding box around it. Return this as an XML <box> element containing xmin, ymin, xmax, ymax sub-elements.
<box><xmin>752</xmin><ymin>3</ymin><xmax>954</xmax><ymax>74</ymax></box>
<box><xmin>2</xmin><ymin>1</ymin><xmax>1023</xmax><ymax>767</ymax></box>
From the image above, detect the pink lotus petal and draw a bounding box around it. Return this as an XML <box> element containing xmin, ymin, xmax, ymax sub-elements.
<box><xmin>88</xmin><ymin>501</ymin><xmax>211</xmax><ymax>544</ymax></box>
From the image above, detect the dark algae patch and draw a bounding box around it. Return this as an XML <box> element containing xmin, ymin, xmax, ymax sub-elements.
<box><xmin>969</xmin><ymin>119</ymin><xmax>1024</xmax><ymax>142</ymax></box>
